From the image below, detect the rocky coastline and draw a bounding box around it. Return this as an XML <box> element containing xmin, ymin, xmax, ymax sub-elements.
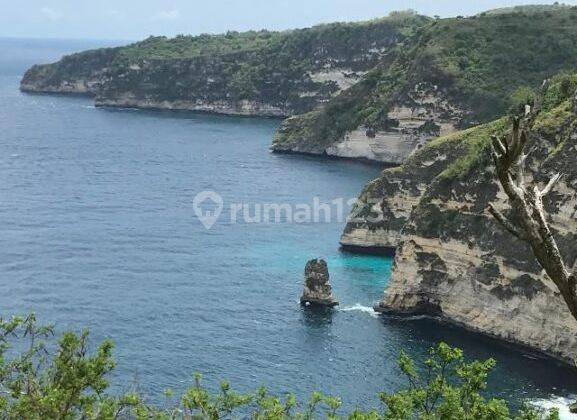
<box><xmin>20</xmin><ymin>14</ymin><xmax>426</xmax><ymax>123</ymax></box>
<box><xmin>94</xmin><ymin>97</ymin><xmax>289</xmax><ymax>117</ymax></box>
<box><xmin>344</xmin><ymin>78</ymin><xmax>577</xmax><ymax>364</ymax></box>
<box><xmin>270</xmin><ymin>87</ymin><xmax>461</xmax><ymax>164</ymax></box>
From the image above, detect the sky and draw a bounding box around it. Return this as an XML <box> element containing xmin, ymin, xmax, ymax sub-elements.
<box><xmin>1</xmin><ymin>0</ymin><xmax>576</xmax><ymax>41</ymax></box>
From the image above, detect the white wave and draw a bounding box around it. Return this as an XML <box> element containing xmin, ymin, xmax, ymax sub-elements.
<box><xmin>531</xmin><ymin>395</ymin><xmax>577</xmax><ymax>419</ymax></box>
<box><xmin>386</xmin><ymin>314</ymin><xmax>432</xmax><ymax>322</ymax></box>
<box><xmin>340</xmin><ymin>304</ymin><xmax>378</xmax><ymax>317</ymax></box>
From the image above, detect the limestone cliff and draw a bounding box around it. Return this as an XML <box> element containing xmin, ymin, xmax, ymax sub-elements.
<box><xmin>343</xmin><ymin>75</ymin><xmax>577</xmax><ymax>363</ymax></box>
<box><xmin>20</xmin><ymin>13</ymin><xmax>428</xmax><ymax>117</ymax></box>
<box><xmin>340</xmin><ymin>121</ymin><xmax>505</xmax><ymax>251</ymax></box>
<box><xmin>23</xmin><ymin>6</ymin><xmax>577</xmax><ymax>165</ymax></box>
<box><xmin>272</xmin><ymin>80</ymin><xmax>461</xmax><ymax>163</ymax></box>
<box><xmin>272</xmin><ymin>5</ymin><xmax>577</xmax><ymax>163</ymax></box>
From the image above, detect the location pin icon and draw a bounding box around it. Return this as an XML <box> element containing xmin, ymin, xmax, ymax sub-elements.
<box><xmin>193</xmin><ymin>191</ymin><xmax>224</xmax><ymax>230</ymax></box>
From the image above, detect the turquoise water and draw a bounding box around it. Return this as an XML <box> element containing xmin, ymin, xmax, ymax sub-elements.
<box><xmin>1</xmin><ymin>39</ymin><xmax>577</xmax><ymax>412</ymax></box>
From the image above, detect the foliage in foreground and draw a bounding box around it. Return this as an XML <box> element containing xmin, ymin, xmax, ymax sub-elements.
<box><xmin>0</xmin><ymin>315</ymin><xmax>559</xmax><ymax>419</ymax></box>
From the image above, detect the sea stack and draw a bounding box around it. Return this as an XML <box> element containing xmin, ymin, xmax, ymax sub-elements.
<box><xmin>300</xmin><ymin>259</ymin><xmax>339</xmax><ymax>307</ymax></box>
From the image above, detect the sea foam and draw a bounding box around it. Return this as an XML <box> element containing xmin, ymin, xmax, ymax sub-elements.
<box><xmin>340</xmin><ymin>303</ymin><xmax>378</xmax><ymax>317</ymax></box>
<box><xmin>531</xmin><ymin>396</ymin><xmax>577</xmax><ymax>419</ymax></box>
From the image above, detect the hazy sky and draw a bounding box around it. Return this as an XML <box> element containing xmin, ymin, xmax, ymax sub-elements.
<box><xmin>2</xmin><ymin>0</ymin><xmax>576</xmax><ymax>41</ymax></box>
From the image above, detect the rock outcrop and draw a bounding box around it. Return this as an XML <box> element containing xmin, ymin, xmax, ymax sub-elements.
<box><xmin>344</xmin><ymin>75</ymin><xmax>577</xmax><ymax>363</ymax></box>
<box><xmin>301</xmin><ymin>259</ymin><xmax>339</xmax><ymax>307</ymax></box>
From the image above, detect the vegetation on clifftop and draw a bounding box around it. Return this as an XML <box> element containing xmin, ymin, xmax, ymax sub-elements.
<box><xmin>374</xmin><ymin>71</ymin><xmax>577</xmax><ymax>185</ymax></box>
<box><xmin>22</xmin><ymin>11</ymin><xmax>429</xmax><ymax>115</ymax></box>
<box><xmin>274</xmin><ymin>6</ymin><xmax>577</xmax><ymax>151</ymax></box>
<box><xmin>419</xmin><ymin>8</ymin><xmax>577</xmax><ymax>123</ymax></box>
<box><xmin>435</xmin><ymin>119</ymin><xmax>509</xmax><ymax>181</ymax></box>
<box><xmin>115</xmin><ymin>12</ymin><xmax>424</xmax><ymax>61</ymax></box>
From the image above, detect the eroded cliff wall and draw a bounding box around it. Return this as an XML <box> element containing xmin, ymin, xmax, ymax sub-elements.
<box><xmin>271</xmin><ymin>6</ymin><xmax>577</xmax><ymax>164</ymax></box>
<box><xmin>345</xmin><ymin>77</ymin><xmax>577</xmax><ymax>363</ymax></box>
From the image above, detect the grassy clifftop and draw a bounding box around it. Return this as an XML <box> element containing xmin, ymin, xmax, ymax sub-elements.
<box><xmin>408</xmin><ymin>72</ymin><xmax>577</xmax><ymax>183</ymax></box>
<box><xmin>116</xmin><ymin>13</ymin><xmax>424</xmax><ymax>60</ymax></box>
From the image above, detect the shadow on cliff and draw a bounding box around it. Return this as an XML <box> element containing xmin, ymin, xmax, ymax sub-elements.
<box><xmin>379</xmin><ymin>316</ymin><xmax>577</xmax><ymax>403</ymax></box>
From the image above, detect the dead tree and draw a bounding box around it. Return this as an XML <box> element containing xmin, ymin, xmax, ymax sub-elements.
<box><xmin>487</xmin><ymin>116</ymin><xmax>577</xmax><ymax>322</ymax></box>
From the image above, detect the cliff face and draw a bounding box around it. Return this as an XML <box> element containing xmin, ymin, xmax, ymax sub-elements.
<box><xmin>23</xmin><ymin>6</ymin><xmax>577</xmax><ymax>164</ymax></box>
<box><xmin>340</xmin><ymin>120</ymin><xmax>505</xmax><ymax>250</ymax></box>
<box><xmin>272</xmin><ymin>6</ymin><xmax>577</xmax><ymax>163</ymax></box>
<box><xmin>343</xmin><ymin>75</ymin><xmax>577</xmax><ymax>363</ymax></box>
<box><xmin>20</xmin><ymin>13</ymin><xmax>428</xmax><ymax>117</ymax></box>
<box><xmin>271</xmin><ymin>80</ymin><xmax>461</xmax><ymax>162</ymax></box>
<box><xmin>21</xmin><ymin>48</ymin><xmax>120</xmax><ymax>95</ymax></box>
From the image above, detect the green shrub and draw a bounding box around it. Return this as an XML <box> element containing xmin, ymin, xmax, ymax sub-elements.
<box><xmin>0</xmin><ymin>315</ymin><xmax>560</xmax><ymax>419</ymax></box>
<box><xmin>509</xmin><ymin>86</ymin><xmax>536</xmax><ymax>114</ymax></box>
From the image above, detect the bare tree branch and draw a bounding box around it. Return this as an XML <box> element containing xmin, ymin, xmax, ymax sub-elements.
<box><xmin>515</xmin><ymin>153</ymin><xmax>527</xmax><ymax>187</ymax></box>
<box><xmin>491</xmin><ymin>135</ymin><xmax>506</xmax><ymax>156</ymax></box>
<box><xmin>487</xmin><ymin>204</ymin><xmax>526</xmax><ymax>240</ymax></box>
<box><xmin>540</xmin><ymin>173</ymin><xmax>562</xmax><ymax>197</ymax></box>
<box><xmin>570</xmin><ymin>273</ymin><xmax>577</xmax><ymax>295</ymax></box>
<box><xmin>488</xmin><ymin>115</ymin><xmax>577</xmax><ymax>322</ymax></box>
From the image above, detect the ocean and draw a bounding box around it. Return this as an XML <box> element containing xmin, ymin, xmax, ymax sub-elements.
<box><xmin>1</xmin><ymin>37</ymin><xmax>576</xmax><ymax>413</ymax></box>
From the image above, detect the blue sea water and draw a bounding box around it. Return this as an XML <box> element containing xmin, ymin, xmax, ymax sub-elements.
<box><xmin>1</xmin><ymin>38</ymin><xmax>577</xmax><ymax>412</ymax></box>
